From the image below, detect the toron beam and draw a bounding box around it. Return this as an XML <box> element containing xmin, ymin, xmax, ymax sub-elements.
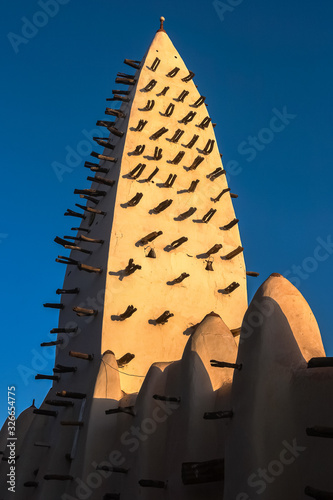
<box><xmin>118</xmin><ymin>305</ymin><xmax>137</xmax><ymax>320</ymax></box>
<box><xmin>176</xmin><ymin>90</ymin><xmax>189</xmax><ymax>102</ymax></box>
<box><xmin>207</xmin><ymin>167</ymin><xmax>226</xmax><ymax>180</ymax></box>
<box><xmin>56</xmin><ymin>256</ymin><xmax>79</xmax><ymax>266</ymax></box>
<box><xmin>64</xmin><ymin>235</ymin><xmax>104</xmax><ymax>244</ymax></box>
<box><xmin>104</xmin><ymin>108</ymin><xmax>126</xmax><ymax>118</ymax></box>
<box><xmin>87</xmin><ymin>176</ymin><xmax>115</xmax><ymax>187</ymax></box>
<box><xmin>192</xmin><ymin>95</ymin><xmax>206</xmax><ymax>108</ymax></box>
<box><xmin>188</xmin><ymin>156</ymin><xmax>204</xmax><ymax>170</ymax></box>
<box><xmin>212</xmin><ymin>188</ymin><xmax>231</xmax><ymax>203</ymax></box>
<box><xmin>163</xmin><ymin>103</ymin><xmax>175</xmax><ymax>116</ymax></box>
<box><xmin>198</xmin><ymin>116</ymin><xmax>211</xmax><ymax>129</ymax></box>
<box><xmin>35</xmin><ymin>374</ymin><xmax>60</xmax><ymax>381</ymax></box>
<box><xmin>124</xmin><ymin>58</ymin><xmax>141</xmax><ymax>69</ymax></box>
<box><xmin>75</xmin><ymin>204</ymin><xmax>106</xmax><ymax>216</ymax></box>
<box><xmin>168</xmin><ymin>272</ymin><xmax>190</xmax><ymax>284</ymax></box>
<box><xmin>72</xmin><ymin>306</ymin><xmax>97</xmax><ymax>317</ymax></box>
<box><xmin>69</xmin><ymin>351</ymin><xmax>94</xmax><ymax>361</ymax></box>
<box><xmin>182</xmin><ymin>459</ymin><xmax>224</xmax><ymax>485</ymax></box>
<box><xmin>64</xmin><ymin>209</ymin><xmax>85</xmax><ymax>219</ymax></box>
<box><xmin>150</xmin><ymin>57</ymin><xmax>161</xmax><ymax>72</ymax></box>
<box><xmin>176</xmin><ymin>207</ymin><xmax>197</xmax><ymax>220</ymax></box>
<box><xmin>154</xmin><ymin>147</ymin><xmax>163</xmax><ymax>160</ymax></box>
<box><xmin>187</xmin><ymin>179</ymin><xmax>200</xmax><ymax>192</ymax></box>
<box><xmin>153</xmin><ymin>394</ymin><xmax>180</xmax><ymax>403</ymax></box>
<box><xmin>117</xmin><ymin>71</ymin><xmax>135</xmax><ymax>78</ymax></box>
<box><xmin>203</xmin><ymin>411</ymin><xmax>233</xmax><ymax>420</ymax></box>
<box><xmin>40</xmin><ymin>340</ymin><xmax>64</xmax><ymax>347</ymax></box>
<box><xmin>220</xmin><ymin>219</ymin><xmax>239</xmax><ymax>230</ymax></box>
<box><xmin>139</xmin><ymin>480</ymin><xmax>167</xmax><ymax>489</ymax></box>
<box><xmin>78</xmin><ymin>263</ymin><xmax>103</xmax><ymax>273</ymax></box>
<box><xmin>152</xmin><ymin>199</ymin><xmax>173</xmax><ymax>214</ymax></box>
<box><xmin>90</xmin><ymin>152</ymin><xmax>117</xmax><ymax>163</ymax></box>
<box><xmin>169</xmin><ymin>129</ymin><xmax>184</xmax><ymax>143</ymax></box>
<box><xmin>126</xmin><ymin>192</ymin><xmax>143</xmax><ymax>206</ymax></box>
<box><xmin>117</xmin><ymin>353</ymin><xmax>135</xmax><ymax>367</ymax></box>
<box><xmin>306</xmin><ymin>427</ymin><xmax>333</xmax><ymax>438</ymax></box>
<box><xmin>105</xmin><ymin>406</ymin><xmax>135</xmax><ymax>416</ymax></box>
<box><xmin>221</xmin><ymin>246</ymin><xmax>244</xmax><ymax>260</ymax></box>
<box><xmin>146</xmin><ymin>166</ymin><xmax>159</xmax><ymax>182</ymax></box>
<box><xmin>180</xmin><ymin>111</ymin><xmax>196</xmax><ymax>124</ymax></box>
<box><xmin>157</xmin><ymin>86</ymin><xmax>170</xmax><ymax>96</ymax></box>
<box><xmin>182</xmin><ymin>70</ymin><xmax>195</xmax><ymax>82</ymax></box>
<box><xmin>33</xmin><ymin>409</ymin><xmax>58</xmax><ymax>417</ymax></box>
<box><xmin>111</xmin><ymin>89</ymin><xmax>130</xmax><ymax>95</ymax></box>
<box><xmin>246</xmin><ymin>272</ymin><xmax>260</xmax><ymax>278</ymax></box>
<box><xmin>43</xmin><ymin>303</ymin><xmax>64</xmax><ymax>309</ymax></box>
<box><xmin>170</xmin><ymin>151</ymin><xmax>185</xmax><ymax>164</ymax></box>
<box><xmin>128</xmin><ymin>163</ymin><xmax>146</xmax><ymax>179</ymax></box>
<box><xmin>202</xmin><ymin>209</ymin><xmax>217</xmax><ymax>223</ymax></box>
<box><xmin>138</xmin><ymin>231</ymin><xmax>163</xmax><ymax>245</ymax></box>
<box><xmin>96</xmin><ymin>120</ymin><xmax>116</xmax><ymax>129</ymax></box>
<box><xmin>133</xmin><ymin>119</ymin><xmax>148</xmax><ymax>131</ymax></box>
<box><xmin>110</xmin><ymin>94</ymin><xmax>130</xmax><ymax>102</ymax></box>
<box><xmin>166</xmin><ymin>67</ymin><xmax>180</xmax><ymax>77</ymax></box>
<box><xmin>219</xmin><ymin>282</ymin><xmax>240</xmax><ymax>295</ymax></box>
<box><xmin>305</xmin><ymin>486</ymin><xmax>333</xmax><ymax>499</ymax></box>
<box><xmin>231</xmin><ymin>327</ymin><xmax>242</xmax><ymax>337</ymax></box>
<box><xmin>150</xmin><ymin>127</ymin><xmax>168</xmax><ymax>140</ymax></box>
<box><xmin>92</xmin><ymin>138</ymin><xmax>115</xmax><ymax>150</ymax></box>
<box><xmin>154</xmin><ymin>311</ymin><xmax>174</xmax><ymax>324</ymax></box>
<box><xmin>84</xmin><ymin>161</ymin><xmax>109</xmax><ymax>173</ymax></box>
<box><xmin>56</xmin><ymin>391</ymin><xmax>86</xmax><ymax>399</ymax></box>
<box><xmin>169</xmin><ymin>236</ymin><xmax>188</xmax><ymax>249</ymax></box>
<box><xmin>163</xmin><ymin>174</ymin><xmax>177</xmax><ymax>188</ymax></box>
<box><xmin>206</xmin><ymin>244</ymin><xmax>222</xmax><ymax>256</ymax></box>
<box><xmin>202</xmin><ymin>138</ymin><xmax>215</xmax><ymax>154</ymax></box>
<box><xmin>141</xmin><ymin>99</ymin><xmax>155</xmax><ymax>111</ymax></box>
<box><xmin>131</xmin><ymin>144</ymin><xmax>145</xmax><ymax>155</ymax></box>
<box><xmin>308</xmin><ymin>357</ymin><xmax>333</xmax><ymax>368</ymax></box>
<box><xmin>115</xmin><ymin>77</ymin><xmax>135</xmax><ymax>85</ymax></box>
<box><xmin>210</xmin><ymin>360</ymin><xmax>242</xmax><ymax>370</ymax></box>
<box><xmin>74</xmin><ymin>189</ymin><xmax>106</xmax><ymax>196</ymax></box>
<box><xmin>142</xmin><ymin>79</ymin><xmax>157</xmax><ymax>92</ymax></box>
<box><xmin>53</xmin><ymin>365</ymin><xmax>77</xmax><ymax>374</ymax></box>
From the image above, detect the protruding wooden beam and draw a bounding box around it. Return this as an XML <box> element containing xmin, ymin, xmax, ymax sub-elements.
<box><xmin>104</xmin><ymin>108</ymin><xmax>126</xmax><ymax>118</ymax></box>
<box><xmin>124</xmin><ymin>258</ymin><xmax>142</xmax><ymax>275</ymax></box>
<box><xmin>176</xmin><ymin>90</ymin><xmax>189</xmax><ymax>102</ymax></box>
<box><xmin>154</xmin><ymin>311</ymin><xmax>174</xmax><ymax>325</ymax></box>
<box><xmin>221</xmin><ymin>246</ymin><xmax>244</xmax><ymax>260</ymax></box>
<box><xmin>118</xmin><ymin>305</ymin><xmax>137</xmax><ymax>320</ymax></box>
<box><xmin>246</xmin><ymin>272</ymin><xmax>260</xmax><ymax>278</ymax></box>
<box><xmin>231</xmin><ymin>327</ymin><xmax>241</xmax><ymax>337</ymax></box>
<box><xmin>168</xmin><ymin>272</ymin><xmax>190</xmax><ymax>285</ymax></box>
<box><xmin>56</xmin><ymin>288</ymin><xmax>80</xmax><ymax>294</ymax></box>
<box><xmin>180</xmin><ymin>111</ymin><xmax>197</xmax><ymax>124</ymax></box>
<box><xmin>64</xmin><ymin>209</ymin><xmax>85</xmax><ymax>219</ymax></box>
<box><xmin>71</xmin><ymin>226</ymin><xmax>90</xmax><ymax>232</ymax></box>
<box><xmin>131</xmin><ymin>144</ymin><xmax>145</xmax><ymax>155</ymax></box>
<box><xmin>182</xmin><ymin>71</ymin><xmax>195</xmax><ymax>82</ymax></box>
<box><xmin>74</xmin><ymin>188</ymin><xmax>106</xmax><ymax>197</ymax></box>
<box><xmin>157</xmin><ymin>86</ymin><xmax>170</xmax><ymax>96</ymax></box>
<box><xmin>55</xmin><ymin>255</ymin><xmax>79</xmax><ymax>266</ymax></box>
<box><xmin>192</xmin><ymin>96</ymin><xmax>206</xmax><ymax>108</ymax></box>
<box><xmin>188</xmin><ymin>179</ymin><xmax>200</xmax><ymax>192</ymax></box>
<box><xmin>141</xmin><ymin>99</ymin><xmax>155</xmax><ymax>111</ymax></box>
<box><xmin>152</xmin><ymin>199</ymin><xmax>173</xmax><ymax>214</ymax></box>
<box><xmin>202</xmin><ymin>208</ymin><xmax>217</xmax><ymax>223</ymax></box>
<box><xmin>170</xmin><ymin>151</ymin><xmax>185</xmax><ymax>164</ymax></box>
<box><xmin>126</xmin><ymin>192</ymin><xmax>143</xmax><ymax>207</ymax></box>
<box><xmin>110</xmin><ymin>94</ymin><xmax>130</xmax><ymax>102</ymax></box>
<box><xmin>34</xmin><ymin>442</ymin><xmax>51</xmax><ymax>448</ymax></box>
<box><xmin>35</xmin><ymin>374</ymin><xmax>60</xmax><ymax>381</ymax></box>
<box><xmin>306</xmin><ymin>427</ymin><xmax>333</xmax><ymax>438</ymax></box>
<box><xmin>64</xmin><ymin>235</ymin><xmax>104</xmax><ymax>244</ymax></box>
<box><xmin>163</xmin><ymin>174</ymin><xmax>177</xmax><ymax>188</ymax></box>
<box><xmin>166</xmin><ymin>67</ymin><xmax>180</xmax><ymax>78</ymax></box>
<box><xmin>124</xmin><ymin>59</ymin><xmax>140</xmax><ymax>69</ymax></box>
<box><xmin>188</xmin><ymin>156</ymin><xmax>204</xmax><ymax>170</ymax></box>
<box><xmin>150</xmin><ymin>57</ymin><xmax>161</xmax><ymax>72</ymax></box>
<box><xmin>117</xmin><ymin>353</ymin><xmax>135</xmax><ymax>367</ymax></box>
<box><xmin>115</xmin><ymin>77</ymin><xmax>135</xmax><ymax>85</ymax></box>
<box><xmin>33</xmin><ymin>408</ymin><xmax>58</xmax><ymax>418</ymax></box>
<box><xmin>73</xmin><ymin>306</ymin><xmax>97</xmax><ymax>317</ymax></box>
<box><xmin>308</xmin><ymin>357</ymin><xmax>333</xmax><ymax>368</ymax></box>
<box><xmin>128</xmin><ymin>163</ymin><xmax>146</xmax><ymax>179</ymax></box>
<box><xmin>220</xmin><ymin>219</ymin><xmax>239</xmax><ymax>230</ymax></box>
<box><xmin>169</xmin><ymin>236</ymin><xmax>188</xmax><ymax>249</ymax></box>
<box><xmin>305</xmin><ymin>486</ymin><xmax>333</xmax><ymax>499</ymax></box>
<box><xmin>146</xmin><ymin>166</ymin><xmax>159</xmax><ymax>182</ymax></box>
<box><xmin>163</xmin><ymin>103</ymin><xmax>175</xmax><ymax>117</ymax></box>
<box><xmin>142</xmin><ymin>79</ymin><xmax>157</xmax><ymax>92</ymax></box>
<box><xmin>87</xmin><ymin>175</ymin><xmax>115</xmax><ymax>187</ymax></box>
<box><xmin>90</xmin><ymin>152</ymin><xmax>117</xmax><ymax>163</ymax></box>
<box><xmin>112</xmin><ymin>89</ymin><xmax>130</xmax><ymax>95</ymax></box>
<box><xmin>176</xmin><ymin>207</ymin><xmax>197</xmax><ymax>220</ymax></box>
<box><xmin>182</xmin><ymin>459</ymin><xmax>224</xmax><ymax>485</ymax></box>
<box><xmin>202</xmin><ymin>138</ymin><xmax>215</xmax><ymax>154</ymax></box>
<box><xmin>133</xmin><ymin>119</ymin><xmax>148</xmax><ymax>132</ymax></box>
<box><xmin>78</xmin><ymin>263</ymin><xmax>103</xmax><ymax>273</ymax></box>
<box><xmin>153</xmin><ymin>394</ymin><xmax>180</xmax><ymax>403</ymax></box>
<box><xmin>44</xmin><ymin>475</ymin><xmax>73</xmax><ymax>481</ymax></box>
<box><xmin>212</xmin><ymin>188</ymin><xmax>231</xmax><ymax>203</ymax></box>
<box><xmin>96</xmin><ymin>120</ymin><xmax>115</xmax><ymax>130</ymax></box>
<box><xmin>50</xmin><ymin>327</ymin><xmax>77</xmax><ymax>334</ymax></box>
<box><xmin>203</xmin><ymin>411</ymin><xmax>233</xmax><ymax>420</ymax></box>
<box><xmin>198</xmin><ymin>117</ymin><xmax>211</xmax><ymax>129</ymax></box>
<box><xmin>105</xmin><ymin>406</ymin><xmax>135</xmax><ymax>416</ymax></box>
<box><xmin>75</xmin><ymin>204</ymin><xmax>106</xmax><ymax>216</ymax></box>
<box><xmin>53</xmin><ymin>364</ymin><xmax>77</xmax><ymax>374</ymax></box>
<box><xmin>139</xmin><ymin>479</ymin><xmax>167</xmax><ymax>489</ymax></box>
<box><xmin>206</xmin><ymin>244</ymin><xmax>222</xmax><ymax>256</ymax></box>
<box><xmin>210</xmin><ymin>360</ymin><xmax>242</xmax><ymax>370</ymax></box>
<box><xmin>138</xmin><ymin>231</ymin><xmax>163</xmax><ymax>245</ymax></box>
<box><xmin>150</xmin><ymin>127</ymin><xmax>168</xmax><ymax>140</ymax></box>
<box><xmin>69</xmin><ymin>351</ymin><xmax>94</xmax><ymax>361</ymax></box>
<box><xmin>54</xmin><ymin>236</ymin><xmax>92</xmax><ymax>254</ymax></box>
<box><xmin>219</xmin><ymin>282</ymin><xmax>240</xmax><ymax>294</ymax></box>
<box><xmin>207</xmin><ymin>167</ymin><xmax>226</xmax><ymax>180</ymax></box>
<box><xmin>169</xmin><ymin>129</ymin><xmax>184</xmax><ymax>143</ymax></box>
<box><xmin>154</xmin><ymin>147</ymin><xmax>163</xmax><ymax>160</ymax></box>
<box><xmin>56</xmin><ymin>391</ymin><xmax>86</xmax><ymax>399</ymax></box>
<box><xmin>43</xmin><ymin>303</ymin><xmax>64</xmax><ymax>310</ymax></box>
<box><xmin>40</xmin><ymin>340</ymin><xmax>63</xmax><ymax>347</ymax></box>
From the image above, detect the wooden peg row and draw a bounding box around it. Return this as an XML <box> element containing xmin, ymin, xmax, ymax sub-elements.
<box><xmin>64</xmin><ymin>235</ymin><xmax>104</xmax><ymax>244</ymax></box>
<box><xmin>78</xmin><ymin>263</ymin><xmax>103</xmax><ymax>273</ymax></box>
<box><xmin>96</xmin><ymin>120</ymin><xmax>115</xmax><ymax>129</ymax></box>
<box><xmin>112</xmin><ymin>89</ymin><xmax>130</xmax><ymax>95</ymax></box>
<box><xmin>44</xmin><ymin>474</ymin><xmax>74</xmax><ymax>481</ymax></box>
<box><xmin>308</xmin><ymin>357</ymin><xmax>333</xmax><ymax>368</ymax></box>
<box><xmin>169</xmin><ymin>272</ymin><xmax>190</xmax><ymax>285</ymax></box>
<box><xmin>55</xmin><ymin>255</ymin><xmax>79</xmax><ymax>266</ymax></box>
<box><xmin>54</xmin><ymin>237</ymin><xmax>91</xmax><ymax>254</ymax></box>
<box><xmin>60</xmin><ymin>421</ymin><xmax>84</xmax><ymax>427</ymax></box>
<box><xmin>164</xmin><ymin>103</ymin><xmax>175</xmax><ymax>117</ymax></box>
<box><xmin>202</xmin><ymin>139</ymin><xmax>215</xmax><ymax>155</ymax></box>
<box><xmin>246</xmin><ymin>271</ymin><xmax>260</xmax><ymax>278</ymax></box>
<box><xmin>117</xmin><ymin>72</ymin><xmax>135</xmax><ymax>79</ymax></box>
<box><xmin>96</xmin><ymin>465</ymin><xmax>129</xmax><ymax>474</ymax></box>
<box><xmin>169</xmin><ymin>236</ymin><xmax>188</xmax><ymax>249</ymax></box>
<box><xmin>110</xmin><ymin>94</ymin><xmax>130</xmax><ymax>102</ymax></box>
<box><xmin>207</xmin><ymin>168</ymin><xmax>226</xmax><ymax>181</ymax></box>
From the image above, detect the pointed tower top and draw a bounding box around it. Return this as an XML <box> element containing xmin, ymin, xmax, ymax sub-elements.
<box><xmin>157</xmin><ymin>16</ymin><xmax>166</xmax><ymax>33</ymax></box>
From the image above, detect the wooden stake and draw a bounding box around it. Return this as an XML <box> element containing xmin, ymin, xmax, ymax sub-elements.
<box><xmin>87</xmin><ymin>175</ymin><xmax>115</xmax><ymax>187</ymax></box>
<box><xmin>150</xmin><ymin>57</ymin><xmax>161</xmax><ymax>72</ymax></box>
<box><xmin>53</xmin><ymin>364</ymin><xmax>77</xmax><ymax>374</ymax></box>
<box><xmin>170</xmin><ymin>151</ymin><xmax>185</xmax><ymax>164</ymax></box>
<box><xmin>69</xmin><ymin>351</ymin><xmax>94</xmax><ymax>361</ymax></box>
<box><xmin>50</xmin><ymin>327</ymin><xmax>77</xmax><ymax>334</ymax></box>
<box><xmin>192</xmin><ymin>96</ymin><xmax>206</xmax><ymax>108</ymax></box>
<box><xmin>142</xmin><ymin>79</ymin><xmax>157</xmax><ymax>92</ymax></box>
<box><xmin>118</xmin><ymin>305</ymin><xmax>137</xmax><ymax>320</ymax></box>
<box><xmin>131</xmin><ymin>144</ymin><xmax>145</xmax><ymax>155</ymax></box>
<box><xmin>40</xmin><ymin>340</ymin><xmax>63</xmax><ymax>347</ymax></box>
<box><xmin>126</xmin><ymin>192</ymin><xmax>143</xmax><ymax>207</ymax></box>
<box><xmin>188</xmin><ymin>156</ymin><xmax>204</xmax><ymax>170</ymax></box>
<box><xmin>153</xmin><ymin>394</ymin><xmax>180</xmax><ymax>403</ymax></box>
<box><xmin>176</xmin><ymin>90</ymin><xmax>189</xmax><ymax>102</ymax></box>
<box><xmin>115</xmin><ymin>77</ymin><xmax>135</xmax><ymax>85</ymax></box>
<box><xmin>206</xmin><ymin>244</ymin><xmax>222</xmax><ymax>256</ymax></box>
<box><xmin>221</xmin><ymin>246</ymin><xmax>244</xmax><ymax>260</ymax></box>
<box><xmin>155</xmin><ymin>311</ymin><xmax>174</xmax><ymax>324</ymax></box>
<box><xmin>163</xmin><ymin>103</ymin><xmax>175</xmax><ymax>117</ymax></box>
<box><xmin>141</xmin><ymin>100</ymin><xmax>155</xmax><ymax>111</ymax></box>
<box><xmin>128</xmin><ymin>163</ymin><xmax>146</xmax><ymax>179</ymax></box>
<box><xmin>84</xmin><ymin>161</ymin><xmax>109</xmax><ymax>174</ymax></box>
<box><xmin>152</xmin><ymin>199</ymin><xmax>173</xmax><ymax>213</ymax></box>
<box><xmin>166</xmin><ymin>67</ymin><xmax>180</xmax><ymax>77</ymax></box>
<box><xmin>90</xmin><ymin>151</ymin><xmax>117</xmax><ymax>162</ymax></box>
<box><xmin>146</xmin><ymin>166</ymin><xmax>159</xmax><ymax>182</ymax></box>
<box><xmin>180</xmin><ymin>111</ymin><xmax>196</xmax><ymax>124</ymax></box>
<box><xmin>150</xmin><ymin>127</ymin><xmax>168</xmax><ymax>140</ymax></box>
<box><xmin>45</xmin><ymin>400</ymin><xmax>74</xmax><ymax>407</ymax></box>
<box><xmin>198</xmin><ymin>117</ymin><xmax>211</xmax><ymax>129</ymax></box>
<box><xmin>169</xmin><ymin>236</ymin><xmax>188</xmax><ymax>249</ymax></box>
<box><xmin>246</xmin><ymin>272</ymin><xmax>260</xmax><ymax>277</ymax></box>
<box><xmin>56</xmin><ymin>288</ymin><xmax>80</xmax><ymax>294</ymax></box>
<box><xmin>157</xmin><ymin>86</ymin><xmax>169</xmax><ymax>96</ymax></box>
<box><xmin>212</xmin><ymin>188</ymin><xmax>231</xmax><ymax>203</ymax></box>
<box><xmin>104</xmin><ymin>108</ymin><xmax>126</xmax><ymax>118</ymax></box>
<box><xmin>182</xmin><ymin>71</ymin><xmax>195</xmax><ymax>82</ymax></box>
<box><xmin>74</xmin><ymin>188</ymin><xmax>106</xmax><ymax>196</ymax></box>
<box><xmin>73</xmin><ymin>306</ymin><xmax>97</xmax><ymax>317</ymax></box>
<box><xmin>169</xmin><ymin>129</ymin><xmax>184</xmax><ymax>143</ymax></box>
<box><xmin>138</xmin><ymin>230</ymin><xmax>163</xmax><ymax>245</ymax></box>
<box><xmin>176</xmin><ymin>207</ymin><xmax>197</xmax><ymax>220</ymax></box>
<box><xmin>202</xmin><ymin>208</ymin><xmax>217</xmax><ymax>223</ymax></box>
<box><xmin>133</xmin><ymin>119</ymin><xmax>148</xmax><ymax>132</ymax></box>
<box><xmin>220</xmin><ymin>218</ymin><xmax>239</xmax><ymax>230</ymax></box>
<box><xmin>78</xmin><ymin>263</ymin><xmax>103</xmax><ymax>273</ymax></box>
<box><xmin>64</xmin><ymin>209</ymin><xmax>85</xmax><ymax>219</ymax></box>
<box><xmin>75</xmin><ymin>204</ymin><xmax>106</xmax><ymax>216</ymax></box>
<box><xmin>219</xmin><ymin>282</ymin><xmax>240</xmax><ymax>294</ymax></box>
<box><xmin>124</xmin><ymin>58</ymin><xmax>141</xmax><ymax>69</ymax></box>
<box><xmin>43</xmin><ymin>303</ymin><xmax>64</xmax><ymax>309</ymax></box>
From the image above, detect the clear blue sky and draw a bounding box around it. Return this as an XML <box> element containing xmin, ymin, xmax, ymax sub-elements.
<box><xmin>1</xmin><ymin>0</ymin><xmax>332</xmax><ymax>425</ymax></box>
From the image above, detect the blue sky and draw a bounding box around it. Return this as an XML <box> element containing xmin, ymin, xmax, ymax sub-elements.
<box><xmin>1</xmin><ymin>0</ymin><xmax>332</xmax><ymax>424</ymax></box>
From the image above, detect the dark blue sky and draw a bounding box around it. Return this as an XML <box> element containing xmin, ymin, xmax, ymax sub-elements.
<box><xmin>1</xmin><ymin>0</ymin><xmax>332</xmax><ymax>424</ymax></box>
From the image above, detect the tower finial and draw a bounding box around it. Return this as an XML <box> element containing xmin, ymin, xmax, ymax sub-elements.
<box><xmin>157</xmin><ymin>16</ymin><xmax>166</xmax><ymax>33</ymax></box>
